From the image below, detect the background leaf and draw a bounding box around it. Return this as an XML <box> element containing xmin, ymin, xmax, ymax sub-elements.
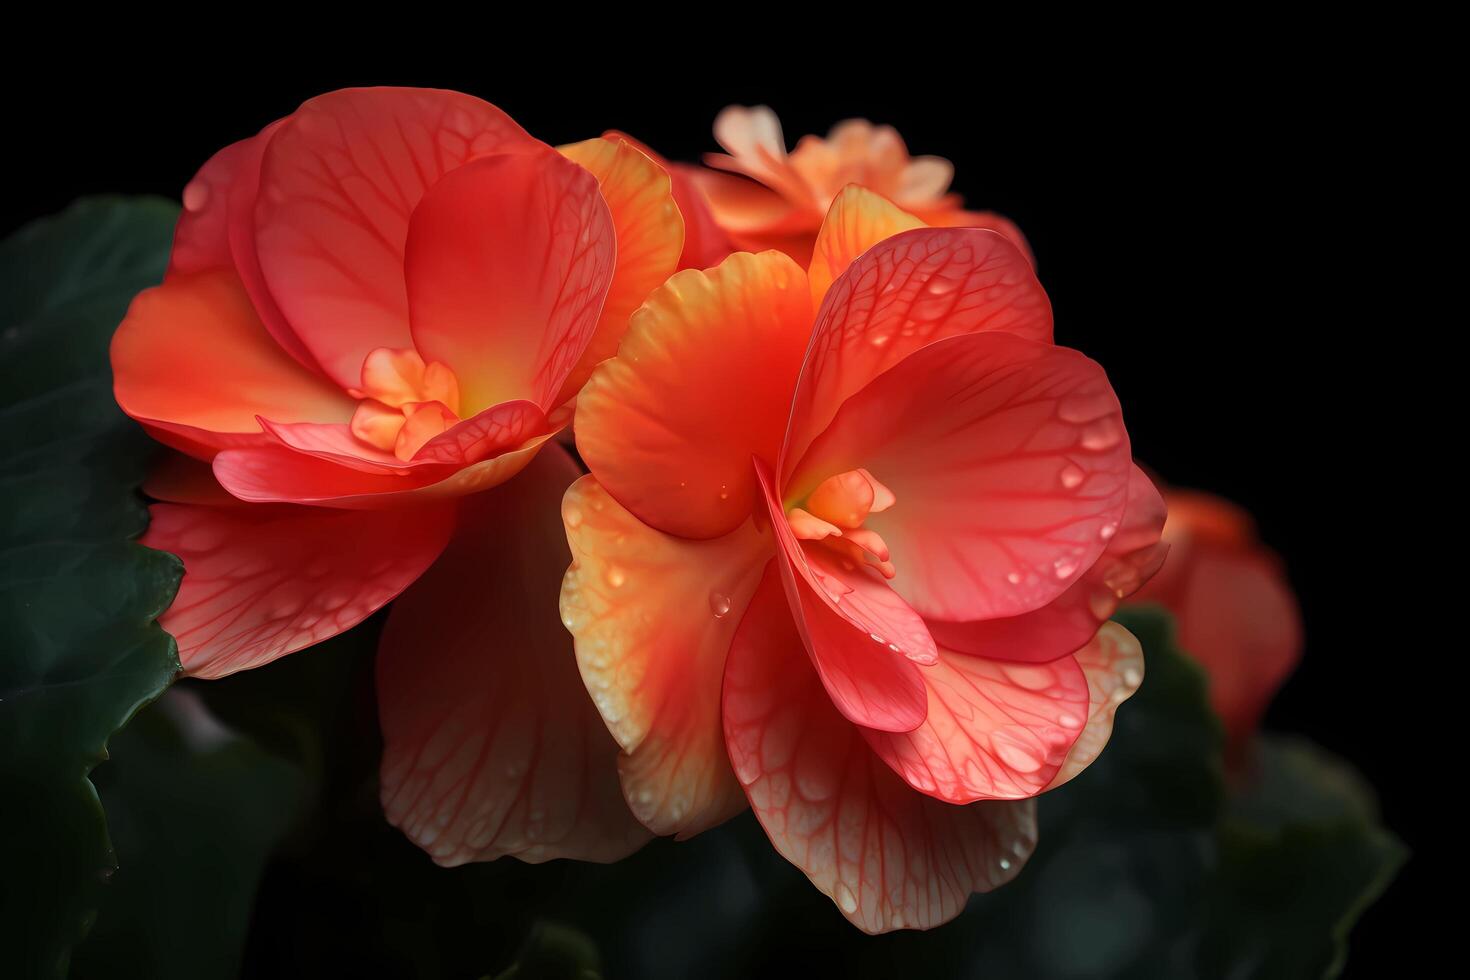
<box><xmin>0</xmin><ymin>197</ymin><xmax>181</xmax><ymax>978</ymax></box>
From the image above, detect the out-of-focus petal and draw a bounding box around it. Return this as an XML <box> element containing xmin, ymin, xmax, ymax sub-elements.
<box><xmin>722</xmin><ymin>567</ymin><xmax>1037</xmax><ymax>933</ymax></box>
<box><xmin>252</xmin><ymin>87</ymin><xmax>535</xmax><ymax>387</ymax></box>
<box><xmin>575</xmin><ymin>251</ymin><xmax>812</xmax><ymax>540</ymax></box>
<box><xmin>807</xmin><ymin>185</ymin><xmax>926</xmax><ymax>307</ymax></box>
<box><xmin>144</xmin><ymin>452</ymin><xmax>246</xmax><ymax>507</ymax></box>
<box><xmin>144</xmin><ymin>500</ymin><xmax>455</xmax><ymax>679</ymax></box>
<box><xmin>1045</xmin><ymin>622</ymin><xmax>1145</xmax><ymax>789</ymax></box>
<box><xmin>111</xmin><ymin>270</ymin><xmax>354</xmax><ymax>458</ymax></box>
<box><xmin>377</xmin><ymin>445</ymin><xmax>650</xmax><ymax>865</ymax></box>
<box><xmin>863</xmin><ymin>649</ymin><xmax>1090</xmax><ymax>803</ymax></box>
<box><xmin>782</xmin><ymin>227</ymin><xmax>1053</xmax><ymax>475</ymax></box>
<box><xmin>789</xmin><ymin>330</ymin><xmax>1132</xmax><ymax>624</ymax></box>
<box><xmin>921</xmin><ymin>207</ymin><xmax>1036</xmax><ymax>269</ymax></box>
<box><xmin>928</xmin><ymin>465</ymin><xmax>1167</xmax><ymax>662</ymax></box>
<box><xmin>555</xmin><ymin>137</ymin><xmax>684</xmax><ymax>402</ymax></box>
<box><xmin>560</xmin><ymin>476</ymin><xmax>769</xmax><ymax>837</ymax></box>
<box><xmin>405</xmin><ymin>148</ymin><xmax>614</xmax><ymax>414</ymax></box>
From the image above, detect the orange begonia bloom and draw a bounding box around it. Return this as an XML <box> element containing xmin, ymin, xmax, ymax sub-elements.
<box><xmin>655</xmin><ymin>105</ymin><xmax>1032</xmax><ymax>267</ymax></box>
<box><xmin>561</xmin><ymin>186</ymin><xmax>1166</xmax><ymax>931</ymax></box>
<box><xmin>1129</xmin><ymin>487</ymin><xmax>1303</xmax><ymax>761</ymax></box>
<box><xmin>111</xmin><ymin>87</ymin><xmax>688</xmax><ymax>865</ymax></box>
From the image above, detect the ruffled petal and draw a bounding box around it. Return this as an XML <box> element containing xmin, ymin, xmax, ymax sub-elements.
<box><xmin>596</xmin><ymin>131</ymin><xmax>734</xmax><ymax>270</ymax></box>
<box><xmin>111</xmin><ymin>269</ymin><xmax>355</xmax><ymax>458</ymax></box>
<box><xmin>1045</xmin><ymin>622</ymin><xmax>1145</xmax><ymax>789</ymax></box>
<box><xmin>377</xmin><ymin>445</ymin><xmax>651</xmax><ymax>865</ymax></box>
<box><xmin>559</xmin><ymin>476</ymin><xmax>769</xmax><ymax>837</ymax></box>
<box><xmin>862</xmin><ymin>649</ymin><xmax>1090</xmax><ymax>803</ymax></box>
<box><xmin>555</xmin><ymin>137</ymin><xmax>684</xmax><ymax>402</ymax></box>
<box><xmin>756</xmin><ymin>460</ymin><xmax>931</xmax><ymax>732</ymax></box>
<box><xmin>145</xmin><ymin>500</ymin><xmax>455</xmax><ymax>679</ymax></box>
<box><xmin>782</xmin><ymin>226</ymin><xmax>1052</xmax><ymax>475</ymax></box>
<box><xmin>928</xmin><ymin>464</ymin><xmax>1167</xmax><ymax>662</ymax></box>
<box><xmin>405</xmin><ymin>148</ymin><xmax>615</xmax><ymax>414</ymax></box>
<box><xmin>807</xmin><ymin>186</ymin><xmax>925</xmax><ymax>306</ymax></box>
<box><xmin>722</xmin><ymin>567</ymin><xmax>1038</xmax><ymax>933</ymax></box>
<box><xmin>788</xmin><ymin>330</ymin><xmax>1133</xmax><ymax>624</ymax></box>
<box><xmin>575</xmin><ymin>250</ymin><xmax>812</xmax><ymax>539</ymax></box>
<box><xmin>252</xmin><ymin>87</ymin><xmax>535</xmax><ymax>387</ymax></box>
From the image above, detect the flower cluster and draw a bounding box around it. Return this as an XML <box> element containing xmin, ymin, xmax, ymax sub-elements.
<box><xmin>111</xmin><ymin>88</ymin><xmax>1167</xmax><ymax>932</ymax></box>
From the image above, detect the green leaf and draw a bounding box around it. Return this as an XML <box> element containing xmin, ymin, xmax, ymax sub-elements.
<box><xmin>68</xmin><ymin>690</ymin><xmax>305</xmax><ymax>980</ymax></box>
<box><xmin>1197</xmin><ymin>736</ymin><xmax>1408</xmax><ymax>980</ymax></box>
<box><xmin>0</xmin><ymin>197</ymin><xmax>183</xmax><ymax>979</ymax></box>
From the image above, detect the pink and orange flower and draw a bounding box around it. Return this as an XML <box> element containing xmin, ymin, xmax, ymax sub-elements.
<box><xmin>110</xmin><ymin>86</ymin><xmax>685</xmax><ymax>861</ymax></box>
<box><xmin>560</xmin><ymin>186</ymin><xmax>1166</xmax><ymax>931</ymax></box>
<box><xmin>111</xmin><ymin>89</ymin><xmax>1167</xmax><ymax>931</ymax></box>
<box><xmin>658</xmin><ymin>105</ymin><xmax>1032</xmax><ymax>267</ymax></box>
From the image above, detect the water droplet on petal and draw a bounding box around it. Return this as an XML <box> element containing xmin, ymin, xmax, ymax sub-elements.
<box><xmin>835</xmin><ymin>883</ymin><xmax>859</xmax><ymax>914</ymax></box>
<box><xmin>182</xmin><ymin>180</ymin><xmax>209</xmax><ymax>212</ymax></box>
<box><xmin>1059</xmin><ymin>464</ymin><xmax>1086</xmax><ymax>489</ymax></box>
<box><xmin>709</xmin><ymin>592</ymin><xmax>732</xmax><ymax>618</ymax></box>
<box><xmin>1053</xmin><ymin>556</ymin><xmax>1079</xmax><ymax>580</ymax></box>
<box><xmin>1099</xmin><ymin>521</ymin><xmax>1118</xmax><ymax>541</ymax></box>
<box><xmin>564</xmin><ymin>506</ymin><xmax>584</xmax><ymax>529</ymax></box>
<box><xmin>605</xmin><ymin>566</ymin><xmax>627</xmax><ymax>588</ymax></box>
<box><xmin>1080</xmin><ymin>417</ymin><xmax>1123</xmax><ymax>451</ymax></box>
<box><xmin>999</xmin><ymin>857</ymin><xmax>1012</xmax><ymax>871</ymax></box>
<box><xmin>1006</xmin><ymin>571</ymin><xmax>1023</xmax><ymax>585</ymax></box>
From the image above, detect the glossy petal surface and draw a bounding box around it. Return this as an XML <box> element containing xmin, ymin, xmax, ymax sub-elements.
<box><xmin>722</xmin><ymin>568</ymin><xmax>1038</xmax><ymax>933</ymax></box>
<box><xmin>405</xmin><ymin>149</ymin><xmax>614</xmax><ymax>413</ymax></box>
<box><xmin>560</xmin><ymin>476</ymin><xmax>769</xmax><ymax>837</ymax></box>
<box><xmin>556</xmin><ymin>137</ymin><xmax>684</xmax><ymax>401</ymax></box>
<box><xmin>783</xmin><ymin>227</ymin><xmax>1052</xmax><ymax>474</ymax></box>
<box><xmin>377</xmin><ymin>446</ymin><xmax>650</xmax><ymax>865</ymax></box>
<box><xmin>576</xmin><ymin>251</ymin><xmax>812</xmax><ymax>539</ymax></box>
<box><xmin>111</xmin><ymin>270</ymin><xmax>354</xmax><ymax>456</ymax></box>
<box><xmin>790</xmin><ymin>331</ymin><xmax>1133</xmax><ymax>624</ymax></box>
<box><xmin>253</xmin><ymin>88</ymin><xmax>534</xmax><ymax>386</ymax></box>
<box><xmin>144</xmin><ymin>500</ymin><xmax>455</xmax><ymax>678</ymax></box>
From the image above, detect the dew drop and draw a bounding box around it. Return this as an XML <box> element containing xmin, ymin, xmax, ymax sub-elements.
<box><xmin>1059</xmin><ymin>464</ymin><xmax>1085</xmax><ymax>489</ymax></box>
<box><xmin>564</xmin><ymin>506</ymin><xmax>584</xmax><ymax>529</ymax></box>
<box><xmin>1006</xmin><ymin>571</ymin><xmax>1022</xmax><ymax>585</ymax></box>
<box><xmin>835</xmin><ymin>883</ymin><xmax>859</xmax><ymax>914</ymax></box>
<box><xmin>605</xmin><ymin>566</ymin><xmax>627</xmax><ymax>588</ymax></box>
<box><xmin>1099</xmin><ymin>521</ymin><xmax>1118</xmax><ymax>541</ymax></box>
<box><xmin>999</xmin><ymin>857</ymin><xmax>1012</xmax><ymax>871</ymax></box>
<box><xmin>709</xmin><ymin>592</ymin><xmax>732</xmax><ymax>618</ymax></box>
<box><xmin>1122</xmin><ymin>668</ymin><xmax>1143</xmax><ymax>688</ymax></box>
<box><xmin>925</xmin><ymin>277</ymin><xmax>956</xmax><ymax>296</ymax></box>
<box><xmin>182</xmin><ymin>180</ymin><xmax>209</xmax><ymax>212</ymax></box>
<box><xmin>1052</xmin><ymin>556</ymin><xmax>1079</xmax><ymax>580</ymax></box>
<box><xmin>1080</xmin><ymin>418</ymin><xmax>1123</xmax><ymax>451</ymax></box>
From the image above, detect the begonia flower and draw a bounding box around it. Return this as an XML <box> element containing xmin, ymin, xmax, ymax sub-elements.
<box><xmin>110</xmin><ymin>87</ymin><xmax>685</xmax><ymax>863</ymax></box>
<box><xmin>560</xmin><ymin>185</ymin><xmax>1167</xmax><ymax>930</ymax></box>
<box><xmin>1129</xmin><ymin>486</ymin><xmax>1302</xmax><ymax>761</ymax></box>
<box><xmin>672</xmin><ymin>105</ymin><xmax>1032</xmax><ymax>266</ymax></box>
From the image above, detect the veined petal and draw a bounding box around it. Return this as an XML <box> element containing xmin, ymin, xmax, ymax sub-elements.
<box><xmin>929</xmin><ymin>465</ymin><xmax>1167</xmax><ymax>662</ymax></box>
<box><xmin>1045</xmin><ymin>622</ymin><xmax>1145</xmax><ymax>789</ymax></box>
<box><xmin>378</xmin><ymin>445</ymin><xmax>650</xmax><ymax>865</ymax></box>
<box><xmin>555</xmin><ymin>137</ymin><xmax>684</xmax><ymax>403</ymax></box>
<box><xmin>788</xmin><ymin>331</ymin><xmax>1133</xmax><ymax>624</ymax></box>
<box><xmin>722</xmin><ymin>567</ymin><xmax>1037</xmax><ymax>933</ymax></box>
<box><xmin>144</xmin><ymin>500</ymin><xmax>455</xmax><ymax>679</ymax></box>
<box><xmin>575</xmin><ymin>251</ymin><xmax>812</xmax><ymax>540</ymax></box>
<box><xmin>111</xmin><ymin>269</ymin><xmax>354</xmax><ymax>458</ymax></box>
<box><xmin>405</xmin><ymin>148</ymin><xmax>615</xmax><ymax>414</ymax></box>
<box><xmin>253</xmin><ymin>87</ymin><xmax>536</xmax><ymax>387</ymax></box>
<box><xmin>862</xmin><ymin>649</ymin><xmax>1090</xmax><ymax>803</ymax></box>
<box><xmin>782</xmin><ymin>227</ymin><xmax>1052</xmax><ymax>476</ymax></box>
<box><xmin>807</xmin><ymin>186</ymin><xmax>925</xmax><ymax>307</ymax></box>
<box><xmin>756</xmin><ymin>460</ymin><xmax>931</xmax><ymax>732</ymax></box>
<box><xmin>169</xmin><ymin>136</ymin><xmax>255</xmax><ymax>277</ymax></box>
<box><xmin>559</xmin><ymin>476</ymin><xmax>770</xmax><ymax>837</ymax></box>
<box><xmin>597</xmin><ymin>131</ymin><xmax>734</xmax><ymax>271</ymax></box>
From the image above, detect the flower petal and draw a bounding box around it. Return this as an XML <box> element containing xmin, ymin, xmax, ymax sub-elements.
<box><xmin>1045</xmin><ymin>622</ymin><xmax>1145</xmax><ymax>789</ymax></box>
<box><xmin>722</xmin><ymin>567</ymin><xmax>1037</xmax><ymax>933</ymax></box>
<box><xmin>253</xmin><ymin>88</ymin><xmax>535</xmax><ymax>387</ymax></box>
<box><xmin>756</xmin><ymin>460</ymin><xmax>931</xmax><ymax>732</ymax></box>
<box><xmin>144</xmin><ymin>500</ymin><xmax>455</xmax><ymax>679</ymax></box>
<box><xmin>405</xmin><ymin>148</ymin><xmax>615</xmax><ymax>414</ymax></box>
<box><xmin>575</xmin><ymin>250</ymin><xmax>812</xmax><ymax>539</ymax></box>
<box><xmin>782</xmin><ymin>226</ymin><xmax>1052</xmax><ymax>475</ymax></box>
<box><xmin>807</xmin><ymin>186</ymin><xmax>925</xmax><ymax>306</ymax></box>
<box><xmin>377</xmin><ymin>445</ymin><xmax>650</xmax><ymax>865</ymax></box>
<box><xmin>928</xmin><ymin>464</ymin><xmax>1167</xmax><ymax>662</ymax></box>
<box><xmin>559</xmin><ymin>476</ymin><xmax>769</xmax><ymax>837</ymax></box>
<box><xmin>597</xmin><ymin>131</ymin><xmax>734</xmax><ymax>270</ymax></box>
<box><xmin>555</xmin><ymin>137</ymin><xmax>684</xmax><ymax>402</ymax></box>
<box><xmin>169</xmin><ymin>136</ymin><xmax>255</xmax><ymax>277</ymax></box>
<box><xmin>863</xmin><ymin>649</ymin><xmax>1090</xmax><ymax>803</ymax></box>
<box><xmin>111</xmin><ymin>269</ymin><xmax>355</xmax><ymax>457</ymax></box>
<box><xmin>788</xmin><ymin>330</ymin><xmax>1133</xmax><ymax>624</ymax></box>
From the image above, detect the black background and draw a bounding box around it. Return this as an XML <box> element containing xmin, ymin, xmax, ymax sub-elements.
<box><xmin>8</xmin><ymin>57</ymin><xmax>1417</xmax><ymax>976</ymax></box>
